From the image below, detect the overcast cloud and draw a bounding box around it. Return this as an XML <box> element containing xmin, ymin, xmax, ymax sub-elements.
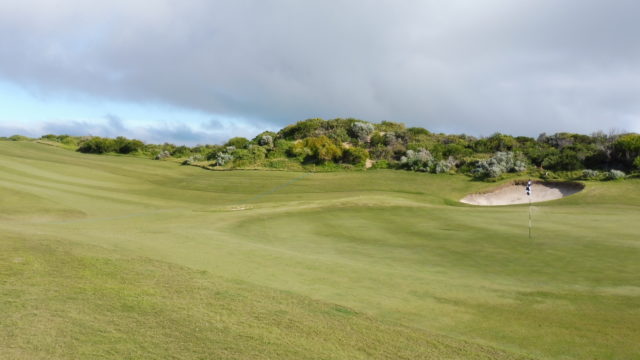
<box><xmin>1</xmin><ymin>0</ymin><xmax>639</xmax><ymax>143</ymax></box>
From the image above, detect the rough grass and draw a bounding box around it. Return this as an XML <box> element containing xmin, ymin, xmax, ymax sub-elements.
<box><xmin>1</xmin><ymin>141</ymin><xmax>639</xmax><ymax>359</ymax></box>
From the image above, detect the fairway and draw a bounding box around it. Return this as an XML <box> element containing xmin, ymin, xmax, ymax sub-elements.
<box><xmin>1</xmin><ymin>141</ymin><xmax>639</xmax><ymax>359</ymax></box>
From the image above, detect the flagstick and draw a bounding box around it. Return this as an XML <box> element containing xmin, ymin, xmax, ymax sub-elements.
<box><xmin>528</xmin><ymin>197</ymin><xmax>532</xmax><ymax>239</ymax></box>
<box><xmin>526</xmin><ymin>180</ymin><xmax>532</xmax><ymax>240</ymax></box>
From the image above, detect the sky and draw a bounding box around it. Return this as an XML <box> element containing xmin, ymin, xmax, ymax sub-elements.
<box><xmin>1</xmin><ymin>0</ymin><xmax>639</xmax><ymax>145</ymax></box>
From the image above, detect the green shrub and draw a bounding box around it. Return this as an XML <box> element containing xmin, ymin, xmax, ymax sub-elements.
<box><xmin>40</xmin><ymin>134</ymin><xmax>58</xmax><ymax>141</ymax></box>
<box><xmin>264</xmin><ymin>158</ymin><xmax>294</xmax><ymax>169</ymax></box>
<box><xmin>269</xmin><ymin>139</ymin><xmax>293</xmax><ymax>159</ymax></box>
<box><xmin>154</xmin><ymin>151</ymin><xmax>171</xmax><ymax>160</ymax></box>
<box><xmin>9</xmin><ymin>135</ymin><xmax>31</xmax><ymax>141</ymax></box>
<box><xmin>371</xmin><ymin>160</ymin><xmax>390</xmax><ymax>169</ymax></box>
<box><xmin>541</xmin><ymin>149</ymin><xmax>583</xmax><ymax>171</ymax></box>
<box><xmin>341</xmin><ymin>147</ymin><xmax>369</xmax><ymax>165</ymax></box>
<box><xmin>114</xmin><ymin>136</ymin><xmax>144</xmax><ymax>154</ymax></box>
<box><xmin>60</xmin><ymin>136</ymin><xmax>78</xmax><ymax>147</ymax></box>
<box><xmin>375</xmin><ymin>121</ymin><xmax>405</xmax><ymax>133</ymax></box>
<box><xmin>78</xmin><ymin>137</ymin><xmax>117</xmax><ymax>154</ymax></box>
<box><xmin>225</xmin><ymin>137</ymin><xmax>250</xmax><ymax>149</ymax></box>
<box><xmin>612</xmin><ymin>134</ymin><xmax>640</xmax><ymax>167</ymax></box>
<box><xmin>303</xmin><ymin>136</ymin><xmax>342</xmax><ymax>163</ymax></box>
<box><xmin>287</xmin><ymin>141</ymin><xmax>312</xmax><ymax>161</ymax></box>
<box><xmin>171</xmin><ymin>146</ymin><xmax>192</xmax><ymax>158</ymax></box>
<box><xmin>279</xmin><ymin>118</ymin><xmax>325</xmax><ymax>140</ymax></box>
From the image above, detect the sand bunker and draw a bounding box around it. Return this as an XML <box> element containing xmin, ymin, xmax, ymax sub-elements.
<box><xmin>461</xmin><ymin>180</ymin><xmax>584</xmax><ymax>206</ymax></box>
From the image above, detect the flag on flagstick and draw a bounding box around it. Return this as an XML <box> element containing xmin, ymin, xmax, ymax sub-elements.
<box><xmin>526</xmin><ymin>180</ymin><xmax>532</xmax><ymax>239</ymax></box>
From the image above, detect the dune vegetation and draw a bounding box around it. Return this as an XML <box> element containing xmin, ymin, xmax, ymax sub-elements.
<box><xmin>1</xmin><ymin>140</ymin><xmax>639</xmax><ymax>359</ymax></box>
<box><xmin>10</xmin><ymin>118</ymin><xmax>640</xmax><ymax>182</ymax></box>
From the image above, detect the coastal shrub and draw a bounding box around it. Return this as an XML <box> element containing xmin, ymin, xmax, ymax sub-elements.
<box><xmin>375</xmin><ymin>121</ymin><xmax>405</xmax><ymax>133</ymax></box>
<box><xmin>154</xmin><ymin>150</ymin><xmax>171</xmax><ymax>160</ymax></box>
<box><xmin>181</xmin><ymin>154</ymin><xmax>204</xmax><ymax>165</ymax></box>
<box><xmin>303</xmin><ymin>136</ymin><xmax>342</xmax><ymax>163</ymax></box>
<box><xmin>400</xmin><ymin>148</ymin><xmax>435</xmax><ymax>172</ymax></box>
<box><xmin>225</xmin><ymin>137</ymin><xmax>249</xmax><ymax>149</ymax></box>
<box><xmin>268</xmin><ymin>139</ymin><xmax>293</xmax><ymax>158</ymax></box>
<box><xmin>243</xmin><ymin>145</ymin><xmax>267</xmax><ymax>162</ymax></box>
<box><xmin>607</xmin><ymin>169</ymin><xmax>626</xmax><ymax>180</ymax></box>
<box><xmin>279</xmin><ymin>118</ymin><xmax>325</xmax><ymax>140</ymax></box>
<box><xmin>472</xmin><ymin>151</ymin><xmax>527</xmax><ymax>178</ymax></box>
<box><xmin>215</xmin><ymin>153</ymin><xmax>234</xmax><ymax>166</ymax></box>
<box><xmin>78</xmin><ymin>137</ymin><xmax>116</xmax><ymax>154</ymax></box>
<box><xmin>9</xmin><ymin>135</ymin><xmax>31</xmax><ymax>141</ymax></box>
<box><xmin>541</xmin><ymin>149</ymin><xmax>583</xmax><ymax>171</ymax></box>
<box><xmin>342</xmin><ymin>147</ymin><xmax>369</xmax><ymax>165</ymax></box>
<box><xmin>612</xmin><ymin>134</ymin><xmax>640</xmax><ymax>167</ymax></box>
<box><xmin>350</xmin><ymin>122</ymin><xmax>374</xmax><ymax>143</ymax></box>
<box><xmin>258</xmin><ymin>135</ymin><xmax>274</xmax><ymax>147</ymax></box>
<box><xmin>114</xmin><ymin>136</ymin><xmax>144</xmax><ymax>154</ymax></box>
<box><xmin>384</xmin><ymin>132</ymin><xmax>399</xmax><ymax>146</ymax></box>
<box><xmin>371</xmin><ymin>160</ymin><xmax>390</xmax><ymax>169</ymax></box>
<box><xmin>171</xmin><ymin>146</ymin><xmax>192</xmax><ymax>158</ymax></box>
<box><xmin>435</xmin><ymin>157</ymin><xmax>457</xmax><ymax>174</ymax></box>
<box><xmin>582</xmin><ymin>169</ymin><xmax>601</xmax><ymax>180</ymax></box>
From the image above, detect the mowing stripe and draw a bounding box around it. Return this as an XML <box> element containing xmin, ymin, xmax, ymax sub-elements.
<box><xmin>239</xmin><ymin>172</ymin><xmax>312</xmax><ymax>204</ymax></box>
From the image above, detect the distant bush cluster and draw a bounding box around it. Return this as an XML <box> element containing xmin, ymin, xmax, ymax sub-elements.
<box><xmin>77</xmin><ymin>136</ymin><xmax>144</xmax><ymax>154</ymax></box>
<box><xmin>8</xmin><ymin>118</ymin><xmax>637</xmax><ymax>180</ymax></box>
<box><xmin>471</xmin><ymin>152</ymin><xmax>527</xmax><ymax>179</ymax></box>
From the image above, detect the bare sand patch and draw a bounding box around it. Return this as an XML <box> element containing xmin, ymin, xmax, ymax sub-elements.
<box><xmin>461</xmin><ymin>180</ymin><xmax>584</xmax><ymax>206</ymax></box>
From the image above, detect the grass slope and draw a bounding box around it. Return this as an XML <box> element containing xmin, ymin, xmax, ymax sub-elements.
<box><xmin>1</xmin><ymin>141</ymin><xmax>639</xmax><ymax>359</ymax></box>
<box><xmin>2</xmin><ymin>235</ymin><xmax>520</xmax><ymax>360</ymax></box>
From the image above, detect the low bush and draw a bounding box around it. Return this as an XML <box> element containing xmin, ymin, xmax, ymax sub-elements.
<box><xmin>400</xmin><ymin>148</ymin><xmax>435</xmax><ymax>172</ymax></box>
<box><xmin>225</xmin><ymin>137</ymin><xmax>250</xmax><ymax>149</ymax></box>
<box><xmin>472</xmin><ymin>152</ymin><xmax>527</xmax><ymax>179</ymax></box>
<box><xmin>181</xmin><ymin>154</ymin><xmax>204</xmax><ymax>165</ymax></box>
<box><xmin>607</xmin><ymin>169</ymin><xmax>626</xmax><ymax>180</ymax></box>
<box><xmin>9</xmin><ymin>135</ymin><xmax>31</xmax><ymax>141</ymax></box>
<box><xmin>582</xmin><ymin>169</ymin><xmax>601</xmax><ymax>180</ymax></box>
<box><xmin>342</xmin><ymin>147</ymin><xmax>369</xmax><ymax>165</ymax></box>
<box><xmin>155</xmin><ymin>150</ymin><xmax>171</xmax><ymax>160</ymax></box>
<box><xmin>350</xmin><ymin>122</ymin><xmax>374</xmax><ymax>143</ymax></box>
<box><xmin>371</xmin><ymin>160</ymin><xmax>390</xmax><ymax>169</ymax></box>
<box><xmin>215</xmin><ymin>153</ymin><xmax>234</xmax><ymax>166</ymax></box>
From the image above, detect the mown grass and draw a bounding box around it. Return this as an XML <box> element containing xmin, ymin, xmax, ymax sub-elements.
<box><xmin>2</xmin><ymin>234</ymin><xmax>524</xmax><ymax>360</ymax></box>
<box><xmin>1</xmin><ymin>141</ymin><xmax>639</xmax><ymax>359</ymax></box>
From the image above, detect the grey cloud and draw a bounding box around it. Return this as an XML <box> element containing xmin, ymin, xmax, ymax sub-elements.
<box><xmin>0</xmin><ymin>0</ymin><xmax>639</xmax><ymax>137</ymax></box>
<box><xmin>42</xmin><ymin>119</ymin><xmax>122</xmax><ymax>138</ymax></box>
<box><xmin>33</xmin><ymin>115</ymin><xmax>262</xmax><ymax>145</ymax></box>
